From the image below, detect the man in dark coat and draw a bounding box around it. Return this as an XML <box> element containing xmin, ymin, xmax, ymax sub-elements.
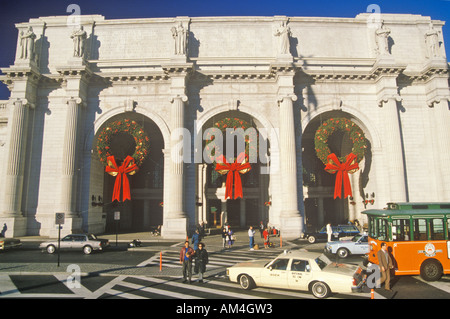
<box><xmin>194</xmin><ymin>242</ymin><xmax>209</xmax><ymax>283</ymax></box>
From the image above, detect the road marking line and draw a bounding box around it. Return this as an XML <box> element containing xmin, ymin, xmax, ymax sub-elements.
<box><xmin>0</xmin><ymin>275</ymin><xmax>21</xmax><ymax>296</ymax></box>
<box><xmin>118</xmin><ymin>280</ymin><xmax>202</xmax><ymax>299</ymax></box>
<box><xmin>132</xmin><ymin>276</ymin><xmax>266</xmax><ymax>299</ymax></box>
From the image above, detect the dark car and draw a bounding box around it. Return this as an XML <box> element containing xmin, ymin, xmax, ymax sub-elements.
<box><xmin>303</xmin><ymin>225</ymin><xmax>361</xmax><ymax>244</ymax></box>
<box><xmin>0</xmin><ymin>238</ymin><xmax>22</xmax><ymax>251</ymax></box>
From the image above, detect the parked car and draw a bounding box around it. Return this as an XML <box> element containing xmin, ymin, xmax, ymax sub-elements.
<box><xmin>0</xmin><ymin>238</ymin><xmax>22</xmax><ymax>251</ymax></box>
<box><xmin>303</xmin><ymin>225</ymin><xmax>361</xmax><ymax>244</ymax></box>
<box><xmin>227</xmin><ymin>250</ymin><xmax>365</xmax><ymax>298</ymax></box>
<box><xmin>325</xmin><ymin>234</ymin><xmax>369</xmax><ymax>258</ymax></box>
<box><xmin>40</xmin><ymin>234</ymin><xmax>110</xmax><ymax>255</ymax></box>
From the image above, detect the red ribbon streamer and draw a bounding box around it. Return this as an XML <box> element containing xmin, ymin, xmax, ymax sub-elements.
<box><xmin>215</xmin><ymin>152</ymin><xmax>252</xmax><ymax>200</ymax></box>
<box><xmin>105</xmin><ymin>155</ymin><xmax>138</xmax><ymax>202</ymax></box>
<box><xmin>325</xmin><ymin>153</ymin><xmax>359</xmax><ymax>199</ymax></box>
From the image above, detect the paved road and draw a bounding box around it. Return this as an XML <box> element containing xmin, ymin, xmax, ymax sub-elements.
<box><xmin>1</xmin><ymin>232</ymin><xmax>450</xmax><ymax>300</ymax></box>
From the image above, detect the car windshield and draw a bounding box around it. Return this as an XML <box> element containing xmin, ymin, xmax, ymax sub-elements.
<box><xmin>339</xmin><ymin>225</ymin><xmax>358</xmax><ymax>232</ymax></box>
<box><xmin>87</xmin><ymin>234</ymin><xmax>97</xmax><ymax>240</ymax></box>
<box><xmin>351</xmin><ymin>235</ymin><xmax>362</xmax><ymax>242</ymax></box>
<box><xmin>315</xmin><ymin>254</ymin><xmax>332</xmax><ymax>270</ymax></box>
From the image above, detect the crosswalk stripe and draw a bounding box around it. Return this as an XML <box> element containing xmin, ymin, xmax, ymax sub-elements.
<box><xmin>133</xmin><ymin>276</ymin><xmax>266</xmax><ymax>299</ymax></box>
<box><xmin>105</xmin><ymin>288</ymin><xmax>148</xmax><ymax>299</ymax></box>
<box><xmin>117</xmin><ymin>280</ymin><xmax>202</xmax><ymax>299</ymax></box>
<box><xmin>0</xmin><ymin>275</ymin><xmax>21</xmax><ymax>297</ymax></box>
<box><xmin>208</xmin><ymin>279</ymin><xmax>316</xmax><ymax>299</ymax></box>
<box><xmin>414</xmin><ymin>276</ymin><xmax>450</xmax><ymax>294</ymax></box>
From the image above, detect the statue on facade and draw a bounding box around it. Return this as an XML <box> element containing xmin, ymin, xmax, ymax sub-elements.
<box><xmin>19</xmin><ymin>26</ymin><xmax>36</xmax><ymax>60</ymax></box>
<box><xmin>425</xmin><ymin>22</ymin><xmax>440</xmax><ymax>58</ymax></box>
<box><xmin>171</xmin><ymin>22</ymin><xmax>188</xmax><ymax>55</ymax></box>
<box><xmin>274</xmin><ymin>21</ymin><xmax>291</xmax><ymax>55</ymax></box>
<box><xmin>70</xmin><ymin>25</ymin><xmax>87</xmax><ymax>58</ymax></box>
<box><xmin>375</xmin><ymin>20</ymin><xmax>391</xmax><ymax>55</ymax></box>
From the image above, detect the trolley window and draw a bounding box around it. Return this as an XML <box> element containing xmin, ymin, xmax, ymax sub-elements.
<box><xmin>430</xmin><ymin>218</ymin><xmax>445</xmax><ymax>240</ymax></box>
<box><xmin>368</xmin><ymin>216</ymin><xmax>389</xmax><ymax>241</ymax></box>
<box><xmin>392</xmin><ymin>219</ymin><xmax>411</xmax><ymax>241</ymax></box>
<box><xmin>413</xmin><ymin>219</ymin><xmax>428</xmax><ymax>241</ymax></box>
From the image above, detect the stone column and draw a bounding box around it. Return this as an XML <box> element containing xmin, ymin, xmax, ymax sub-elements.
<box><xmin>378</xmin><ymin>97</ymin><xmax>407</xmax><ymax>202</ymax></box>
<box><xmin>162</xmin><ymin>95</ymin><xmax>188</xmax><ymax>238</ymax></box>
<box><xmin>169</xmin><ymin>95</ymin><xmax>187</xmax><ymax>218</ymax></box>
<box><xmin>59</xmin><ymin>97</ymin><xmax>83</xmax><ymax>216</ymax></box>
<box><xmin>278</xmin><ymin>94</ymin><xmax>303</xmax><ymax>238</ymax></box>
<box><xmin>375</xmin><ymin>58</ymin><xmax>407</xmax><ymax>203</ymax></box>
<box><xmin>1</xmin><ymin>98</ymin><xmax>32</xmax><ymax>217</ymax></box>
<box><xmin>430</xmin><ymin>100</ymin><xmax>450</xmax><ymax>200</ymax></box>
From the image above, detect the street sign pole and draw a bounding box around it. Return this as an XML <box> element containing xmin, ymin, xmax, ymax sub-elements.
<box><xmin>57</xmin><ymin>224</ymin><xmax>61</xmax><ymax>267</ymax></box>
<box><xmin>114</xmin><ymin>211</ymin><xmax>120</xmax><ymax>247</ymax></box>
<box><xmin>55</xmin><ymin>213</ymin><xmax>65</xmax><ymax>267</ymax></box>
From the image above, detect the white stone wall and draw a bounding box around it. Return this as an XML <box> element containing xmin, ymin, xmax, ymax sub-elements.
<box><xmin>0</xmin><ymin>13</ymin><xmax>448</xmax><ymax>237</ymax></box>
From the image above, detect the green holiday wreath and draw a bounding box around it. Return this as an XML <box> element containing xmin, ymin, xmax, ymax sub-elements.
<box><xmin>314</xmin><ymin>118</ymin><xmax>366</xmax><ymax>165</ymax></box>
<box><xmin>96</xmin><ymin>119</ymin><xmax>150</xmax><ymax>167</ymax></box>
<box><xmin>204</xmin><ymin>117</ymin><xmax>258</xmax><ymax>162</ymax></box>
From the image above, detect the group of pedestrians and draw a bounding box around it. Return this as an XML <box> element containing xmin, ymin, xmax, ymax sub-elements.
<box><xmin>221</xmin><ymin>225</ymin><xmax>235</xmax><ymax>249</ymax></box>
<box><xmin>180</xmin><ymin>229</ymin><xmax>209</xmax><ymax>284</ymax></box>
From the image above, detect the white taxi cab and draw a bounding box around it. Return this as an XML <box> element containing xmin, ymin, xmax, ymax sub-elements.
<box><xmin>227</xmin><ymin>250</ymin><xmax>364</xmax><ymax>298</ymax></box>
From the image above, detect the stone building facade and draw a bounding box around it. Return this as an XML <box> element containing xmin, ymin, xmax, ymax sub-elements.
<box><xmin>0</xmin><ymin>13</ymin><xmax>449</xmax><ymax>239</ymax></box>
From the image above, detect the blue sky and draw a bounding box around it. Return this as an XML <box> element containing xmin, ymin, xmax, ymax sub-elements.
<box><xmin>0</xmin><ymin>0</ymin><xmax>449</xmax><ymax>99</ymax></box>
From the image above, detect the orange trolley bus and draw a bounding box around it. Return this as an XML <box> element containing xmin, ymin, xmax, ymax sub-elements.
<box><xmin>363</xmin><ymin>202</ymin><xmax>450</xmax><ymax>281</ymax></box>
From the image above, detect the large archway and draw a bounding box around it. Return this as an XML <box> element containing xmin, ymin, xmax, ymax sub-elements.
<box><xmin>301</xmin><ymin>110</ymin><xmax>373</xmax><ymax>231</ymax></box>
<box><xmin>196</xmin><ymin>110</ymin><xmax>271</xmax><ymax>230</ymax></box>
<box><xmin>90</xmin><ymin>112</ymin><xmax>165</xmax><ymax>233</ymax></box>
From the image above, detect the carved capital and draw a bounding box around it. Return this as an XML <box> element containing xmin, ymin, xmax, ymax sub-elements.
<box><xmin>170</xmin><ymin>95</ymin><xmax>188</xmax><ymax>104</ymax></box>
<box><xmin>277</xmin><ymin>94</ymin><xmax>298</xmax><ymax>105</ymax></box>
<box><xmin>377</xmin><ymin>94</ymin><xmax>402</xmax><ymax>107</ymax></box>
<box><xmin>67</xmin><ymin>97</ymin><xmax>85</xmax><ymax>107</ymax></box>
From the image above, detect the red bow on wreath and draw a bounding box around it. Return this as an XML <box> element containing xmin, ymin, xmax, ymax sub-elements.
<box><xmin>325</xmin><ymin>153</ymin><xmax>359</xmax><ymax>199</ymax></box>
<box><xmin>105</xmin><ymin>155</ymin><xmax>138</xmax><ymax>202</ymax></box>
<box><xmin>215</xmin><ymin>152</ymin><xmax>251</xmax><ymax>200</ymax></box>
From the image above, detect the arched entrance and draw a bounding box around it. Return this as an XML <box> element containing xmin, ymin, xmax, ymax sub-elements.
<box><xmin>196</xmin><ymin>110</ymin><xmax>270</xmax><ymax>229</ymax></box>
<box><xmin>301</xmin><ymin>111</ymin><xmax>372</xmax><ymax>231</ymax></box>
<box><xmin>91</xmin><ymin>113</ymin><xmax>164</xmax><ymax>233</ymax></box>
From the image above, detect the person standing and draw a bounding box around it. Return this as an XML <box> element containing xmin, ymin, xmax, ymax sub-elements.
<box><xmin>221</xmin><ymin>227</ymin><xmax>228</xmax><ymax>248</ymax></box>
<box><xmin>192</xmin><ymin>229</ymin><xmax>200</xmax><ymax>251</ymax></box>
<box><xmin>263</xmin><ymin>228</ymin><xmax>269</xmax><ymax>249</ymax></box>
<box><xmin>326</xmin><ymin>223</ymin><xmax>333</xmax><ymax>242</ymax></box>
<box><xmin>194</xmin><ymin>243</ymin><xmax>209</xmax><ymax>283</ymax></box>
<box><xmin>259</xmin><ymin>221</ymin><xmax>265</xmax><ymax>238</ymax></box>
<box><xmin>180</xmin><ymin>241</ymin><xmax>194</xmax><ymax>283</ymax></box>
<box><xmin>377</xmin><ymin>242</ymin><xmax>394</xmax><ymax>291</ymax></box>
<box><xmin>248</xmin><ymin>226</ymin><xmax>256</xmax><ymax>250</ymax></box>
<box><xmin>227</xmin><ymin>227</ymin><xmax>234</xmax><ymax>249</ymax></box>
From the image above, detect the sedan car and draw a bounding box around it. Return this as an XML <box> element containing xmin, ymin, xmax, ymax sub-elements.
<box><xmin>325</xmin><ymin>234</ymin><xmax>369</xmax><ymax>258</ymax></box>
<box><xmin>0</xmin><ymin>238</ymin><xmax>22</xmax><ymax>251</ymax></box>
<box><xmin>227</xmin><ymin>250</ymin><xmax>365</xmax><ymax>298</ymax></box>
<box><xmin>303</xmin><ymin>225</ymin><xmax>361</xmax><ymax>244</ymax></box>
<box><xmin>40</xmin><ymin>234</ymin><xmax>110</xmax><ymax>255</ymax></box>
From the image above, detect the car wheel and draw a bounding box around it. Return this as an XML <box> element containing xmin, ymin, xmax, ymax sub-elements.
<box><xmin>239</xmin><ymin>274</ymin><xmax>255</xmax><ymax>290</ymax></box>
<box><xmin>307</xmin><ymin>236</ymin><xmax>316</xmax><ymax>244</ymax></box>
<box><xmin>420</xmin><ymin>259</ymin><xmax>443</xmax><ymax>281</ymax></box>
<box><xmin>83</xmin><ymin>245</ymin><xmax>93</xmax><ymax>255</ymax></box>
<box><xmin>311</xmin><ymin>281</ymin><xmax>330</xmax><ymax>299</ymax></box>
<box><xmin>46</xmin><ymin>245</ymin><xmax>56</xmax><ymax>254</ymax></box>
<box><xmin>337</xmin><ymin>248</ymin><xmax>350</xmax><ymax>259</ymax></box>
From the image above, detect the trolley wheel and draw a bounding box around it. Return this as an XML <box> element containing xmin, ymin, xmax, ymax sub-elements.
<box><xmin>420</xmin><ymin>259</ymin><xmax>443</xmax><ymax>281</ymax></box>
